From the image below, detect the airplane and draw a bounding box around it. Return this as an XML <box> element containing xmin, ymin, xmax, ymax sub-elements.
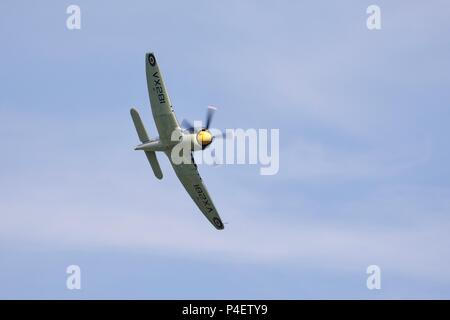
<box><xmin>130</xmin><ymin>52</ymin><xmax>225</xmax><ymax>230</ymax></box>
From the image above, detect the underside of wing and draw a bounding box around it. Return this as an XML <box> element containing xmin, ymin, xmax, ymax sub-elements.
<box><xmin>145</xmin><ymin>52</ymin><xmax>179</xmax><ymax>143</ymax></box>
<box><xmin>166</xmin><ymin>151</ymin><xmax>225</xmax><ymax>230</ymax></box>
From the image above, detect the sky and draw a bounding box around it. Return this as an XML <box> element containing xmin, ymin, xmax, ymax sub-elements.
<box><xmin>1</xmin><ymin>0</ymin><xmax>450</xmax><ymax>299</ymax></box>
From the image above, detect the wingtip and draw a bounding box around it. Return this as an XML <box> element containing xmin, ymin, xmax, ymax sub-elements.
<box><xmin>212</xmin><ymin>217</ymin><xmax>225</xmax><ymax>230</ymax></box>
<box><xmin>130</xmin><ymin>107</ymin><xmax>138</xmax><ymax>115</ymax></box>
<box><xmin>146</xmin><ymin>52</ymin><xmax>157</xmax><ymax>66</ymax></box>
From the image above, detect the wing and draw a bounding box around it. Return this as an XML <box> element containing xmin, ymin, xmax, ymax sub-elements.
<box><xmin>145</xmin><ymin>52</ymin><xmax>179</xmax><ymax>143</ymax></box>
<box><xmin>166</xmin><ymin>151</ymin><xmax>225</xmax><ymax>230</ymax></box>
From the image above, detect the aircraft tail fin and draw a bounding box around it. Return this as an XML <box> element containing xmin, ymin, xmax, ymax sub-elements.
<box><xmin>130</xmin><ymin>108</ymin><xmax>163</xmax><ymax>180</ymax></box>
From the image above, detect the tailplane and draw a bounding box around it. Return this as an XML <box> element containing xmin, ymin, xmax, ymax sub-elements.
<box><xmin>130</xmin><ymin>108</ymin><xmax>163</xmax><ymax>180</ymax></box>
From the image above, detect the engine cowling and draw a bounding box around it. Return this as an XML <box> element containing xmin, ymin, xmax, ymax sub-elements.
<box><xmin>196</xmin><ymin>129</ymin><xmax>213</xmax><ymax>149</ymax></box>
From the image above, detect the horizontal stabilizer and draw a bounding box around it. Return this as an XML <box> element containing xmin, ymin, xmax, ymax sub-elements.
<box><xmin>130</xmin><ymin>108</ymin><xmax>149</xmax><ymax>143</ymax></box>
<box><xmin>145</xmin><ymin>151</ymin><xmax>163</xmax><ymax>180</ymax></box>
<box><xmin>130</xmin><ymin>108</ymin><xmax>163</xmax><ymax>180</ymax></box>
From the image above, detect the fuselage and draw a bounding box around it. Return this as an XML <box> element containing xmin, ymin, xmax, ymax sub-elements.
<box><xmin>135</xmin><ymin>128</ymin><xmax>213</xmax><ymax>152</ymax></box>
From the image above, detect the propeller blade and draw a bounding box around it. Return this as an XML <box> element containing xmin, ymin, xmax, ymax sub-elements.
<box><xmin>181</xmin><ymin>119</ymin><xmax>195</xmax><ymax>133</ymax></box>
<box><xmin>205</xmin><ymin>105</ymin><xmax>217</xmax><ymax>129</ymax></box>
<box><xmin>213</xmin><ymin>130</ymin><xmax>232</xmax><ymax>139</ymax></box>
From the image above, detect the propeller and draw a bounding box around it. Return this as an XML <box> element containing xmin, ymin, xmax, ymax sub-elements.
<box><xmin>205</xmin><ymin>105</ymin><xmax>217</xmax><ymax>129</ymax></box>
<box><xmin>180</xmin><ymin>106</ymin><xmax>231</xmax><ymax>149</ymax></box>
<box><xmin>181</xmin><ymin>119</ymin><xmax>195</xmax><ymax>133</ymax></box>
<box><xmin>213</xmin><ymin>131</ymin><xmax>230</xmax><ymax>139</ymax></box>
<box><xmin>181</xmin><ymin>105</ymin><xmax>218</xmax><ymax>133</ymax></box>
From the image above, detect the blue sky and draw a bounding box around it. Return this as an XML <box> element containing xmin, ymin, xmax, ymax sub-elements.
<box><xmin>1</xmin><ymin>0</ymin><xmax>450</xmax><ymax>299</ymax></box>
